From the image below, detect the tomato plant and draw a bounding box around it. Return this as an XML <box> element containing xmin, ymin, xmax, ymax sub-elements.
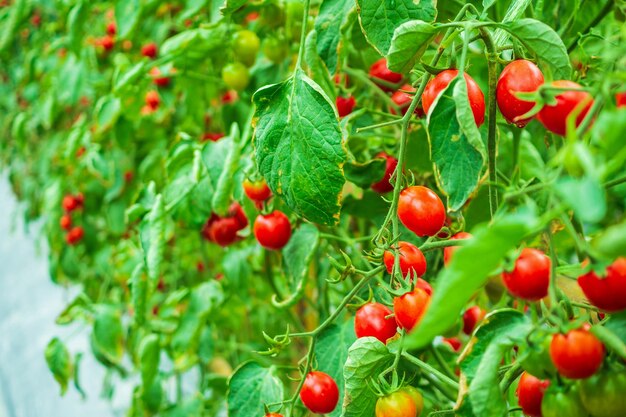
<box><xmin>2</xmin><ymin>1</ymin><xmax>626</xmax><ymax>417</ymax></box>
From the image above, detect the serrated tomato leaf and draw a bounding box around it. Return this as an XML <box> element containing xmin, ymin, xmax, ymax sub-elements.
<box><xmin>227</xmin><ymin>362</ymin><xmax>285</xmax><ymax>417</ymax></box>
<box><xmin>315</xmin><ymin>0</ymin><xmax>354</xmax><ymax>75</ymax></box>
<box><xmin>45</xmin><ymin>337</ymin><xmax>73</xmax><ymax>395</ymax></box>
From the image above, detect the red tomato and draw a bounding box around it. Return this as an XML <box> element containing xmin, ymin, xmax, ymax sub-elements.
<box><xmin>414</xmin><ymin>278</ymin><xmax>433</xmax><ymax>296</ymax></box>
<box><xmin>442</xmin><ymin>337</ymin><xmax>462</xmax><ymax>352</ymax></box>
<box><xmin>422</xmin><ymin>69</ymin><xmax>485</xmax><ymax>126</ymax></box>
<box><xmin>106</xmin><ymin>22</ymin><xmax>117</xmax><ymax>36</ymax></box>
<box><xmin>375</xmin><ymin>390</ymin><xmax>418</xmax><ymax>417</ymax></box>
<box><xmin>390</xmin><ymin>84</ymin><xmax>424</xmax><ymax>116</ymax></box>
<box><xmin>516</xmin><ymin>371</ymin><xmax>550</xmax><ymax>417</ymax></box>
<box><xmin>253</xmin><ymin>211</ymin><xmax>291</xmax><ymax>250</ymax></box>
<box><xmin>66</xmin><ymin>226</ymin><xmax>84</xmax><ymax>245</ymax></box>
<box><xmin>99</xmin><ymin>35</ymin><xmax>115</xmax><ymax>51</ymax></box>
<box><xmin>202</xmin><ymin>132</ymin><xmax>225</xmax><ymax>142</ymax></box>
<box><xmin>149</xmin><ymin>67</ymin><xmax>170</xmax><ymax>87</ymax></box>
<box><xmin>141</xmin><ymin>42</ymin><xmax>158</xmax><ymax>59</ymax></box>
<box><xmin>59</xmin><ymin>214</ymin><xmax>72</xmax><ymax>230</ymax></box>
<box><xmin>462</xmin><ymin>306</ymin><xmax>486</xmax><ymax>335</ymax></box>
<box><xmin>393</xmin><ymin>288</ymin><xmax>430</xmax><ymax>331</ymax></box>
<box><xmin>617</xmin><ymin>92</ymin><xmax>626</xmax><ymax>108</ymax></box>
<box><xmin>300</xmin><ymin>371</ymin><xmax>339</xmax><ymax>414</ymax></box>
<box><xmin>369</xmin><ymin>58</ymin><xmax>403</xmax><ymax>91</ymax></box>
<box><xmin>397</xmin><ymin>186</ymin><xmax>446</xmax><ymax>237</ymax></box>
<box><xmin>228</xmin><ymin>202</ymin><xmax>248</xmax><ymax>229</ymax></box>
<box><xmin>354</xmin><ymin>302</ymin><xmax>397</xmax><ymax>344</ymax></box>
<box><xmin>243</xmin><ymin>179</ymin><xmax>272</xmax><ymax>203</ymax></box>
<box><xmin>383</xmin><ymin>241</ymin><xmax>427</xmax><ymax>278</ymax></box>
<box><xmin>62</xmin><ymin>195</ymin><xmax>80</xmax><ymax>212</ymax></box>
<box><xmin>336</xmin><ymin>95</ymin><xmax>356</xmax><ymax>117</ymax></box>
<box><xmin>502</xmin><ymin>248</ymin><xmax>551</xmax><ymax>301</ymax></box>
<box><xmin>443</xmin><ymin>231</ymin><xmax>473</xmax><ymax>265</ymax></box>
<box><xmin>577</xmin><ymin>258</ymin><xmax>626</xmax><ymax>312</ymax></box>
<box><xmin>203</xmin><ymin>217</ymin><xmax>241</xmax><ymax>247</ymax></box>
<box><xmin>537</xmin><ymin>80</ymin><xmax>594</xmax><ymax>136</ymax></box>
<box><xmin>145</xmin><ymin>90</ymin><xmax>160</xmax><ymax>110</ymax></box>
<box><xmin>496</xmin><ymin>60</ymin><xmax>544</xmax><ymax>127</ymax></box>
<box><xmin>550</xmin><ymin>327</ymin><xmax>605</xmax><ymax>379</ymax></box>
<box><xmin>371</xmin><ymin>152</ymin><xmax>398</xmax><ymax>194</ymax></box>
<box><xmin>265</xmin><ymin>414</ymin><xmax>283</xmax><ymax>417</ymax></box>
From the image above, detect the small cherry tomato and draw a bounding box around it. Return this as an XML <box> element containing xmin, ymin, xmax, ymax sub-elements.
<box><xmin>399</xmin><ymin>387</ymin><xmax>424</xmax><ymax>416</ymax></box>
<box><xmin>390</xmin><ymin>84</ymin><xmax>424</xmax><ymax>116</ymax></box>
<box><xmin>550</xmin><ymin>326</ymin><xmax>605</xmax><ymax>379</ymax></box>
<box><xmin>383</xmin><ymin>241</ymin><xmax>427</xmax><ymax>278</ymax></box>
<box><xmin>393</xmin><ymin>288</ymin><xmax>430</xmax><ymax>331</ymax></box>
<box><xmin>228</xmin><ymin>202</ymin><xmax>248</xmax><ymax>229</ymax></box>
<box><xmin>502</xmin><ymin>248</ymin><xmax>551</xmax><ymax>301</ymax></box>
<box><xmin>253</xmin><ymin>211</ymin><xmax>291</xmax><ymax>250</ymax></box>
<box><xmin>202</xmin><ymin>132</ymin><xmax>225</xmax><ymax>142</ymax></box>
<box><xmin>336</xmin><ymin>95</ymin><xmax>356</xmax><ymax>117</ymax></box>
<box><xmin>263</xmin><ymin>36</ymin><xmax>289</xmax><ymax>64</ymax></box>
<box><xmin>141</xmin><ymin>42</ymin><xmax>158</xmax><ymax>59</ymax></box>
<box><xmin>443</xmin><ymin>231</ymin><xmax>472</xmax><ymax>265</ymax></box>
<box><xmin>369</xmin><ymin>58</ymin><xmax>403</xmax><ymax>91</ymax></box>
<box><xmin>233</xmin><ymin>30</ymin><xmax>260</xmax><ymax>67</ymax></box>
<box><xmin>60</xmin><ymin>214</ymin><xmax>72</xmax><ymax>230</ymax></box>
<box><xmin>462</xmin><ymin>306</ymin><xmax>486</xmax><ymax>335</ymax></box>
<box><xmin>414</xmin><ymin>278</ymin><xmax>433</xmax><ymax>296</ymax></box>
<box><xmin>66</xmin><ymin>226</ymin><xmax>84</xmax><ymax>245</ymax></box>
<box><xmin>243</xmin><ymin>178</ymin><xmax>272</xmax><ymax>203</ymax></box>
<box><xmin>204</xmin><ymin>217</ymin><xmax>241</xmax><ymax>247</ymax></box>
<box><xmin>577</xmin><ymin>258</ymin><xmax>626</xmax><ymax>312</ymax></box>
<box><xmin>149</xmin><ymin>67</ymin><xmax>170</xmax><ymax>87</ymax></box>
<box><xmin>541</xmin><ymin>384</ymin><xmax>588</xmax><ymax>417</ymax></box>
<box><xmin>397</xmin><ymin>186</ymin><xmax>446</xmax><ymax>237</ymax></box>
<box><xmin>99</xmin><ymin>35</ymin><xmax>115</xmax><ymax>52</ymax></box>
<box><xmin>222</xmin><ymin>62</ymin><xmax>250</xmax><ymax>91</ymax></box>
<box><xmin>106</xmin><ymin>22</ymin><xmax>117</xmax><ymax>36</ymax></box>
<box><xmin>537</xmin><ymin>80</ymin><xmax>594</xmax><ymax>136</ymax></box>
<box><xmin>145</xmin><ymin>90</ymin><xmax>160</xmax><ymax>110</ymax></box>
<box><xmin>300</xmin><ymin>371</ymin><xmax>339</xmax><ymax>414</ymax></box>
<box><xmin>617</xmin><ymin>92</ymin><xmax>626</xmax><ymax>108</ymax></box>
<box><xmin>265</xmin><ymin>414</ymin><xmax>283</xmax><ymax>417</ymax></box>
<box><xmin>516</xmin><ymin>371</ymin><xmax>550</xmax><ymax>417</ymax></box>
<box><xmin>442</xmin><ymin>337</ymin><xmax>462</xmax><ymax>351</ymax></box>
<box><xmin>422</xmin><ymin>69</ymin><xmax>485</xmax><ymax>126</ymax></box>
<box><xmin>496</xmin><ymin>60</ymin><xmax>544</xmax><ymax>127</ymax></box>
<box><xmin>371</xmin><ymin>152</ymin><xmax>398</xmax><ymax>194</ymax></box>
<box><xmin>354</xmin><ymin>302</ymin><xmax>397</xmax><ymax>344</ymax></box>
<box><xmin>375</xmin><ymin>390</ymin><xmax>418</xmax><ymax>417</ymax></box>
<box><xmin>62</xmin><ymin>195</ymin><xmax>80</xmax><ymax>212</ymax></box>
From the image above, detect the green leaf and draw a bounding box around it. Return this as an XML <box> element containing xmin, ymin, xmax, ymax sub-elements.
<box><xmin>220</xmin><ymin>0</ymin><xmax>247</xmax><ymax>16</ymax></box>
<box><xmin>94</xmin><ymin>95</ymin><xmax>122</xmax><ymax>134</ymax></box>
<box><xmin>591</xmin><ymin>219</ymin><xmax>626</xmax><ymax>259</ymax></box>
<box><xmin>212</xmin><ymin>125</ymin><xmax>242</xmax><ymax>216</ymax></box>
<box><xmin>342</xmin><ymin>337</ymin><xmax>394</xmax><ymax>416</ymax></box>
<box><xmin>140</xmin><ymin>195</ymin><xmax>166</xmax><ymax>283</ymax></box>
<box><xmin>45</xmin><ymin>338</ymin><xmax>73</xmax><ymax>395</ymax></box>
<box><xmin>405</xmin><ymin>210</ymin><xmax>539</xmax><ymax>349</ymax></box>
<box><xmin>605</xmin><ymin>311</ymin><xmax>626</xmax><ymax>344</ymax></box>
<box><xmin>114</xmin><ymin>61</ymin><xmax>147</xmax><ymax>92</ymax></box>
<box><xmin>115</xmin><ymin>0</ymin><xmax>142</xmax><ymax>39</ymax></box>
<box><xmin>91</xmin><ymin>306</ymin><xmax>125</xmax><ymax>366</ymax></box>
<box><xmin>253</xmin><ymin>68</ymin><xmax>346</xmax><ymax>225</ymax></box>
<box><xmin>138</xmin><ymin>334</ymin><xmax>160</xmax><ymax>387</ymax></box>
<box><xmin>171</xmin><ymin>282</ymin><xmax>224</xmax><ymax>370</ymax></box>
<box><xmin>554</xmin><ymin>175</ymin><xmax>606</xmax><ymax>223</ymax></box>
<box><xmin>427</xmin><ymin>78</ymin><xmax>485</xmax><ymax>210</ymax></box>
<box><xmin>315</xmin><ymin>320</ymin><xmax>357</xmax><ymax>417</ymax></box>
<box><xmin>502</xmin><ymin>18</ymin><xmax>572</xmax><ymax>80</ymax></box>
<box><xmin>67</xmin><ymin>1</ymin><xmax>88</xmax><ymax>53</ymax></box>
<box><xmin>343</xmin><ymin>158</ymin><xmax>386</xmax><ymax>189</ymax></box>
<box><xmin>387</xmin><ymin>20</ymin><xmax>438</xmax><ymax>73</ymax></box>
<box><xmin>227</xmin><ymin>362</ymin><xmax>285</xmax><ymax>417</ymax></box>
<box><xmin>356</xmin><ymin>0</ymin><xmax>437</xmax><ymax>55</ymax></box>
<box><xmin>591</xmin><ymin>324</ymin><xmax>626</xmax><ymax>361</ymax></box>
<box><xmin>305</xmin><ymin>30</ymin><xmax>336</xmax><ymax>99</ymax></box>
<box><xmin>162</xmin><ymin>396</ymin><xmax>203</xmax><ymax>417</ymax></box>
<box><xmin>129</xmin><ymin>263</ymin><xmax>147</xmax><ymax>327</ymax></box>
<box><xmin>0</xmin><ymin>0</ymin><xmax>29</xmax><ymax>53</ymax></box>
<box><xmin>315</xmin><ymin>0</ymin><xmax>354</xmax><ymax>74</ymax></box>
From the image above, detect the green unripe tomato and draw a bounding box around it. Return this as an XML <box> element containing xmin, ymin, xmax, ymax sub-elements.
<box><xmin>263</xmin><ymin>36</ymin><xmax>289</xmax><ymax>64</ymax></box>
<box><xmin>222</xmin><ymin>62</ymin><xmax>250</xmax><ymax>91</ymax></box>
<box><xmin>542</xmin><ymin>385</ymin><xmax>590</xmax><ymax>417</ymax></box>
<box><xmin>579</xmin><ymin>371</ymin><xmax>626</xmax><ymax>417</ymax></box>
<box><xmin>259</xmin><ymin>3</ymin><xmax>286</xmax><ymax>29</ymax></box>
<box><xmin>232</xmin><ymin>30</ymin><xmax>260</xmax><ymax>67</ymax></box>
<box><xmin>518</xmin><ymin>331</ymin><xmax>557</xmax><ymax>379</ymax></box>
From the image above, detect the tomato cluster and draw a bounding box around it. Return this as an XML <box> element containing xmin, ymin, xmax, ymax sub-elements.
<box><xmin>201</xmin><ymin>203</ymin><xmax>248</xmax><ymax>247</ymax></box>
<box><xmin>60</xmin><ymin>193</ymin><xmax>84</xmax><ymax>245</ymax></box>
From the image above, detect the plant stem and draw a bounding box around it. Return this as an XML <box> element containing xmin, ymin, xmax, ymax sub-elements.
<box><xmin>420</xmin><ymin>238</ymin><xmax>470</xmax><ymax>251</ymax></box>
<box><xmin>295</xmin><ymin>0</ymin><xmax>311</xmax><ymax>70</ymax></box>
<box><xmin>401</xmin><ymin>352</ymin><xmax>460</xmax><ymax>391</ymax></box>
<box><xmin>566</xmin><ymin>0</ymin><xmax>615</xmax><ymax>53</ymax></box>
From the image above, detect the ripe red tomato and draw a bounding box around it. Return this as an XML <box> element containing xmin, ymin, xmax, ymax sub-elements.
<box><xmin>496</xmin><ymin>60</ymin><xmax>544</xmax><ymax>127</ymax></box>
<box><xmin>60</xmin><ymin>214</ymin><xmax>72</xmax><ymax>230</ymax></box>
<box><xmin>300</xmin><ymin>371</ymin><xmax>339</xmax><ymax>414</ymax></box>
<box><xmin>442</xmin><ymin>337</ymin><xmax>462</xmax><ymax>352</ymax></box>
<box><xmin>145</xmin><ymin>90</ymin><xmax>160</xmax><ymax>110</ymax></box>
<box><xmin>354</xmin><ymin>302</ymin><xmax>397</xmax><ymax>344</ymax></box>
<box><xmin>265</xmin><ymin>414</ymin><xmax>283</xmax><ymax>417</ymax></box>
<box><xmin>202</xmin><ymin>132</ymin><xmax>225</xmax><ymax>142</ymax></box>
<box><xmin>550</xmin><ymin>326</ymin><xmax>605</xmax><ymax>379</ymax></box>
<box><xmin>253</xmin><ymin>211</ymin><xmax>291</xmax><ymax>250</ymax></box>
<box><xmin>66</xmin><ymin>226</ymin><xmax>84</xmax><ymax>245</ymax></box>
<box><xmin>537</xmin><ymin>80</ymin><xmax>594</xmax><ymax>136</ymax></box>
<box><xmin>462</xmin><ymin>306</ymin><xmax>486</xmax><ymax>335</ymax></box>
<box><xmin>516</xmin><ymin>371</ymin><xmax>550</xmax><ymax>417</ymax></box>
<box><xmin>149</xmin><ymin>67</ymin><xmax>170</xmax><ymax>87</ymax></box>
<box><xmin>243</xmin><ymin>178</ymin><xmax>272</xmax><ymax>203</ymax></box>
<box><xmin>393</xmin><ymin>288</ymin><xmax>430</xmax><ymax>331</ymax></box>
<box><xmin>203</xmin><ymin>217</ymin><xmax>241</xmax><ymax>246</ymax></box>
<box><xmin>336</xmin><ymin>95</ymin><xmax>356</xmax><ymax>117</ymax></box>
<box><xmin>369</xmin><ymin>58</ymin><xmax>403</xmax><ymax>91</ymax></box>
<box><xmin>99</xmin><ymin>35</ymin><xmax>115</xmax><ymax>52</ymax></box>
<box><xmin>383</xmin><ymin>241</ymin><xmax>427</xmax><ymax>278</ymax></box>
<box><xmin>422</xmin><ymin>69</ymin><xmax>485</xmax><ymax>126</ymax></box>
<box><xmin>443</xmin><ymin>231</ymin><xmax>472</xmax><ymax>265</ymax></box>
<box><xmin>228</xmin><ymin>202</ymin><xmax>248</xmax><ymax>229</ymax></box>
<box><xmin>375</xmin><ymin>390</ymin><xmax>418</xmax><ymax>417</ymax></box>
<box><xmin>577</xmin><ymin>258</ymin><xmax>626</xmax><ymax>312</ymax></box>
<box><xmin>502</xmin><ymin>248</ymin><xmax>551</xmax><ymax>301</ymax></box>
<box><xmin>371</xmin><ymin>152</ymin><xmax>398</xmax><ymax>194</ymax></box>
<box><xmin>62</xmin><ymin>195</ymin><xmax>81</xmax><ymax>212</ymax></box>
<box><xmin>617</xmin><ymin>92</ymin><xmax>626</xmax><ymax>108</ymax></box>
<box><xmin>141</xmin><ymin>42</ymin><xmax>158</xmax><ymax>59</ymax></box>
<box><xmin>414</xmin><ymin>278</ymin><xmax>432</xmax><ymax>295</ymax></box>
<box><xmin>397</xmin><ymin>186</ymin><xmax>446</xmax><ymax>237</ymax></box>
<box><xmin>390</xmin><ymin>84</ymin><xmax>424</xmax><ymax>116</ymax></box>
